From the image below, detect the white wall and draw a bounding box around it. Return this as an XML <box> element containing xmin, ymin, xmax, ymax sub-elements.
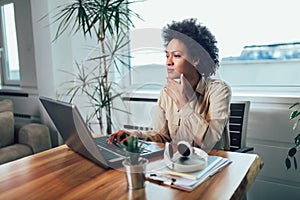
<box><xmin>232</xmin><ymin>95</ymin><xmax>300</xmax><ymax>199</ymax></box>
<box><xmin>220</xmin><ymin>60</ymin><xmax>300</xmax><ymax>199</ymax></box>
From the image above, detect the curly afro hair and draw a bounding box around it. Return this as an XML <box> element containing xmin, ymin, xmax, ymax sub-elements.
<box><xmin>162</xmin><ymin>18</ymin><xmax>219</xmax><ymax>78</ymax></box>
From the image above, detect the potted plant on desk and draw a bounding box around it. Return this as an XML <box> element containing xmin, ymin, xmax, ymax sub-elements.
<box><xmin>285</xmin><ymin>102</ymin><xmax>300</xmax><ymax>170</ymax></box>
<box><xmin>120</xmin><ymin>135</ymin><xmax>148</xmax><ymax>189</ymax></box>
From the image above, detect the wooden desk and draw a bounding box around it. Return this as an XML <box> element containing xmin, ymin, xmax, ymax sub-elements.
<box><xmin>0</xmin><ymin>144</ymin><xmax>263</xmax><ymax>200</ymax></box>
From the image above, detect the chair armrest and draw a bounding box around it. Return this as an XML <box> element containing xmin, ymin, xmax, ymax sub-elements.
<box><xmin>18</xmin><ymin>123</ymin><xmax>52</xmax><ymax>153</ymax></box>
<box><xmin>235</xmin><ymin>146</ymin><xmax>254</xmax><ymax>153</ymax></box>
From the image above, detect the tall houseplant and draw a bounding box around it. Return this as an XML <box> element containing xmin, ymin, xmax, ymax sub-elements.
<box><xmin>285</xmin><ymin>102</ymin><xmax>300</xmax><ymax>170</ymax></box>
<box><xmin>50</xmin><ymin>0</ymin><xmax>142</xmax><ymax>134</ymax></box>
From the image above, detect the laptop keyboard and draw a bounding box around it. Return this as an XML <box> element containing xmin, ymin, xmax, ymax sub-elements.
<box><xmin>93</xmin><ymin>136</ymin><xmax>127</xmax><ymax>160</ymax></box>
<box><xmin>93</xmin><ymin>136</ymin><xmax>155</xmax><ymax>161</ymax></box>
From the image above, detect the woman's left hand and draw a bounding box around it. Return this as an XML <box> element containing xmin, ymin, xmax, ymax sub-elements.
<box><xmin>164</xmin><ymin>74</ymin><xmax>195</xmax><ymax>110</ymax></box>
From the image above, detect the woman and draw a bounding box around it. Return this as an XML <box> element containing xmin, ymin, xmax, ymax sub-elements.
<box><xmin>108</xmin><ymin>18</ymin><xmax>231</xmax><ymax>151</ymax></box>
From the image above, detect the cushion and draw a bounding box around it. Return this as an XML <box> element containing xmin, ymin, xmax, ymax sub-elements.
<box><xmin>0</xmin><ymin>99</ymin><xmax>13</xmax><ymax>113</ymax></box>
<box><xmin>19</xmin><ymin>123</ymin><xmax>51</xmax><ymax>153</ymax></box>
<box><xmin>0</xmin><ymin>111</ymin><xmax>14</xmax><ymax>148</ymax></box>
<box><xmin>0</xmin><ymin>144</ymin><xmax>33</xmax><ymax>164</ymax></box>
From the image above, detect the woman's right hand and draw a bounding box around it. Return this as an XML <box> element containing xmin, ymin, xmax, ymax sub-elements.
<box><xmin>165</xmin><ymin>74</ymin><xmax>194</xmax><ymax>110</ymax></box>
<box><xmin>106</xmin><ymin>129</ymin><xmax>133</xmax><ymax>144</ymax></box>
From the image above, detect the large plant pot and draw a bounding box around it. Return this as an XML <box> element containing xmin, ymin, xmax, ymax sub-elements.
<box><xmin>122</xmin><ymin>158</ymin><xmax>148</xmax><ymax>190</ymax></box>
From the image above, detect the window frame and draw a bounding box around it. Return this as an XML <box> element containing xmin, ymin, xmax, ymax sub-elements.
<box><xmin>0</xmin><ymin>1</ymin><xmax>20</xmax><ymax>86</ymax></box>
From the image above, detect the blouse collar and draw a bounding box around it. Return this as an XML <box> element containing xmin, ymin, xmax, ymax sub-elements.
<box><xmin>195</xmin><ymin>77</ymin><xmax>207</xmax><ymax>95</ymax></box>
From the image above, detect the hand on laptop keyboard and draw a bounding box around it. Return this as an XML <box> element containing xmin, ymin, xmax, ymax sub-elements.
<box><xmin>106</xmin><ymin>129</ymin><xmax>142</xmax><ymax>145</ymax></box>
<box><xmin>106</xmin><ymin>129</ymin><xmax>130</xmax><ymax>144</ymax></box>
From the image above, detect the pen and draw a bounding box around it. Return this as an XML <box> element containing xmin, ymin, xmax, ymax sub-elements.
<box><xmin>148</xmin><ymin>173</ymin><xmax>177</xmax><ymax>185</ymax></box>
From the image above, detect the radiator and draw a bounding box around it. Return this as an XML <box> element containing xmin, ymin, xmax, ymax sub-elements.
<box><xmin>0</xmin><ymin>91</ymin><xmax>41</xmax><ymax>126</ymax></box>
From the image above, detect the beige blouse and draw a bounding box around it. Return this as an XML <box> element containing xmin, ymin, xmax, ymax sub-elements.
<box><xmin>141</xmin><ymin>77</ymin><xmax>232</xmax><ymax>151</ymax></box>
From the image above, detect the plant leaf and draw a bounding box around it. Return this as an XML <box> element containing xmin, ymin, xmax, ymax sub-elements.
<box><xmin>288</xmin><ymin>147</ymin><xmax>297</xmax><ymax>157</ymax></box>
<box><xmin>293</xmin><ymin>156</ymin><xmax>298</xmax><ymax>169</ymax></box>
<box><xmin>289</xmin><ymin>102</ymin><xmax>300</xmax><ymax>109</ymax></box>
<box><xmin>292</xmin><ymin>119</ymin><xmax>299</xmax><ymax>130</ymax></box>
<box><xmin>50</xmin><ymin>0</ymin><xmax>143</xmax><ymax>42</ymax></box>
<box><xmin>290</xmin><ymin>110</ymin><xmax>300</xmax><ymax>120</ymax></box>
<box><xmin>285</xmin><ymin>157</ymin><xmax>291</xmax><ymax>169</ymax></box>
<box><xmin>295</xmin><ymin>134</ymin><xmax>300</xmax><ymax>146</ymax></box>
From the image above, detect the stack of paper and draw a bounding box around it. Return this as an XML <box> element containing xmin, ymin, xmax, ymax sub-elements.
<box><xmin>146</xmin><ymin>156</ymin><xmax>232</xmax><ymax>191</ymax></box>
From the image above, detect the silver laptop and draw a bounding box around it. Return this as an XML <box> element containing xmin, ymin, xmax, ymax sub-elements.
<box><xmin>39</xmin><ymin>96</ymin><xmax>164</xmax><ymax>169</ymax></box>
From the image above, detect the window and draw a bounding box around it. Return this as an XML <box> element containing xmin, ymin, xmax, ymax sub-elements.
<box><xmin>0</xmin><ymin>2</ymin><xmax>20</xmax><ymax>85</ymax></box>
<box><xmin>129</xmin><ymin>0</ymin><xmax>300</xmax><ymax>92</ymax></box>
<box><xmin>219</xmin><ymin>43</ymin><xmax>300</xmax><ymax>87</ymax></box>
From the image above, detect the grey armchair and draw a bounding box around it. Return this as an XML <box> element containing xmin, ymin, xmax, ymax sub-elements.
<box><xmin>0</xmin><ymin>99</ymin><xmax>52</xmax><ymax>165</ymax></box>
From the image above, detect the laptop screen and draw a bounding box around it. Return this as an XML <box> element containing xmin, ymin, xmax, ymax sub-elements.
<box><xmin>39</xmin><ymin>96</ymin><xmax>110</xmax><ymax>168</ymax></box>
